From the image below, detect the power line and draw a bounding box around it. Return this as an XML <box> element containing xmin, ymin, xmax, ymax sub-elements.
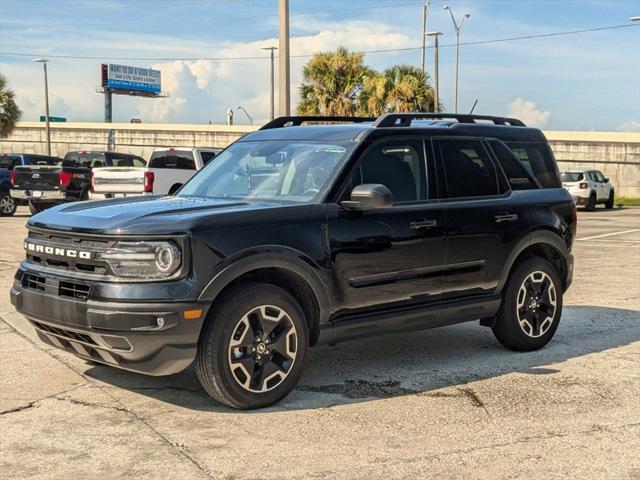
<box><xmin>0</xmin><ymin>23</ymin><xmax>636</xmax><ymax>62</ymax></box>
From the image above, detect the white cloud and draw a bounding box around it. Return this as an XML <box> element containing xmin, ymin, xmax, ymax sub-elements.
<box><xmin>616</xmin><ymin>121</ymin><xmax>640</xmax><ymax>133</ymax></box>
<box><xmin>506</xmin><ymin>97</ymin><xmax>551</xmax><ymax>128</ymax></box>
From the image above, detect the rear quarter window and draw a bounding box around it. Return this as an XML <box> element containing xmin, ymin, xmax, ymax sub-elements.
<box><xmin>506</xmin><ymin>142</ymin><xmax>561</xmax><ymax>189</ymax></box>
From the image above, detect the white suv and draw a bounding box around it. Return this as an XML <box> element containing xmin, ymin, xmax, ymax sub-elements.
<box><xmin>561</xmin><ymin>169</ymin><xmax>614</xmax><ymax>211</ymax></box>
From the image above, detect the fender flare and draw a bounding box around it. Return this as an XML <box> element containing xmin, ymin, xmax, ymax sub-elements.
<box><xmin>197</xmin><ymin>246</ymin><xmax>331</xmax><ymax>325</ymax></box>
<box><xmin>496</xmin><ymin>229</ymin><xmax>571</xmax><ymax>293</ymax></box>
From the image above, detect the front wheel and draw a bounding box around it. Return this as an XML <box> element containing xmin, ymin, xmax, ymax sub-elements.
<box><xmin>492</xmin><ymin>257</ymin><xmax>563</xmax><ymax>351</ymax></box>
<box><xmin>605</xmin><ymin>191</ymin><xmax>614</xmax><ymax>209</ymax></box>
<box><xmin>0</xmin><ymin>194</ymin><xmax>17</xmax><ymax>216</ymax></box>
<box><xmin>196</xmin><ymin>283</ymin><xmax>308</xmax><ymax>409</ymax></box>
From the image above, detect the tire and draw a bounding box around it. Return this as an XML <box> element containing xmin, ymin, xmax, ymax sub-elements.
<box><xmin>492</xmin><ymin>257</ymin><xmax>563</xmax><ymax>351</ymax></box>
<box><xmin>196</xmin><ymin>282</ymin><xmax>308</xmax><ymax>409</ymax></box>
<box><xmin>0</xmin><ymin>194</ymin><xmax>17</xmax><ymax>216</ymax></box>
<box><xmin>28</xmin><ymin>201</ymin><xmax>46</xmax><ymax>215</ymax></box>
<box><xmin>605</xmin><ymin>191</ymin><xmax>614</xmax><ymax>209</ymax></box>
<box><xmin>585</xmin><ymin>193</ymin><xmax>596</xmax><ymax>211</ymax></box>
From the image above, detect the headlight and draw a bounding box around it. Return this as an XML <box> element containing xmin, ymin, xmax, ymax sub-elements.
<box><xmin>99</xmin><ymin>241</ymin><xmax>182</xmax><ymax>279</ymax></box>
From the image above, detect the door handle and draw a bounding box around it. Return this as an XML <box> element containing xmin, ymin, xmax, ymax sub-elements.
<box><xmin>410</xmin><ymin>219</ymin><xmax>438</xmax><ymax>230</ymax></box>
<box><xmin>494</xmin><ymin>213</ymin><xmax>519</xmax><ymax>223</ymax></box>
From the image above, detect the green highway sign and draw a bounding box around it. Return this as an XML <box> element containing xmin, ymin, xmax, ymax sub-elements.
<box><xmin>39</xmin><ymin>116</ymin><xmax>67</xmax><ymax>122</ymax></box>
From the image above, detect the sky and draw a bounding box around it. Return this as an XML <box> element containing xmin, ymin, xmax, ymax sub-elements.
<box><xmin>0</xmin><ymin>0</ymin><xmax>638</xmax><ymax>131</ymax></box>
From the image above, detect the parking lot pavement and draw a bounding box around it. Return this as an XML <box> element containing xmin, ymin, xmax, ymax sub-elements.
<box><xmin>1</xmin><ymin>206</ymin><xmax>639</xmax><ymax>480</ymax></box>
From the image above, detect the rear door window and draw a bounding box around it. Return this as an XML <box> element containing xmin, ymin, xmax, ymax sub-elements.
<box><xmin>149</xmin><ymin>151</ymin><xmax>196</xmax><ymax>169</ymax></box>
<box><xmin>200</xmin><ymin>151</ymin><xmax>218</xmax><ymax>165</ymax></box>
<box><xmin>505</xmin><ymin>142</ymin><xmax>561</xmax><ymax>188</ymax></box>
<box><xmin>437</xmin><ymin>139</ymin><xmax>503</xmax><ymax>198</ymax></box>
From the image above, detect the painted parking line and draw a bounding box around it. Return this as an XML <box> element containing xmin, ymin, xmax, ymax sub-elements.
<box><xmin>577</xmin><ymin>229</ymin><xmax>640</xmax><ymax>241</ymax></box>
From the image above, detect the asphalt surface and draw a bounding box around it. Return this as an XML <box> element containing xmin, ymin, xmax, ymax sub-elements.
<box><xmin>1</xmin><ymin>205</ymin><xmax>639</xmax><ymax>480</ymax></box>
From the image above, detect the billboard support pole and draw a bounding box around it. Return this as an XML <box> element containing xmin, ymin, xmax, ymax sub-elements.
<box><xmin>105</xmin><ymin>91</ymin><xmax>112</xmax><ymax>123</ymax></box>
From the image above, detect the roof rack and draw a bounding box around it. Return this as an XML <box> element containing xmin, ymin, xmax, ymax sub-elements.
<box><xmin>372</xmin><ymin>113</ymin><xmax>526</xmax><ymax>127</ymax></box>
<box><xmin>259</xmin><ymin>116</ymin><xmax>376</xmax><ymax>130</ymax></box>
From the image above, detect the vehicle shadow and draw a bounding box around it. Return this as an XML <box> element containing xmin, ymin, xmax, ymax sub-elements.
<box><xmin>85</xmin><ymin>305</ymin><xmax>640</xmax><ymax>413</ymax></box>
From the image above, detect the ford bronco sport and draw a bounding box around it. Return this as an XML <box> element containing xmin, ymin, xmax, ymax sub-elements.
<box><xmin>10</xmin><ymin>113</ymin><xmax>576</xmax><ymax>409</ymax></box>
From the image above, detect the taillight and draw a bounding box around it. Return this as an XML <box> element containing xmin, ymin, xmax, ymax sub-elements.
<box><xmin>144</xmin><ymin>171</ymin><xmax>154</xmax><ymax>193</ymax></box>
<box><xmin>9</xmin><ymin>170</ymin><xmax>16</xmax><ymax>187</ymax></box>
<box><xmin>89</xmin><ymin>171</ymin><xmax>94</xmax><ymax>193</ymax></box>
<box><xmin>579</xmin><ymin>182</ymin><xmax>588</xmax><ymax>189</ymax></box>
<box><xmin>59</xmin><ymin>171</ymin><xmax>72</xmax><ymax>188</ymax></box>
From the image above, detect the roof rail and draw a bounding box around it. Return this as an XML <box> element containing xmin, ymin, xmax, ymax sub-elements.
<box><xmin>259</xmin><ymin>116</ymin><xmax>376</xmax><ymax>130</ymax></box>
<box><xmin>372</xmin><ymin>113</ymin><xmax>526</xmax><ymax>127</ymax></box>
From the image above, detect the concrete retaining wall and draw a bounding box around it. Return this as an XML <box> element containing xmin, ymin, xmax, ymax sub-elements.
<box><xmin>2</xmin><ymin>122</ymin><xmax>639</xmax><ymax>197</ymax></box>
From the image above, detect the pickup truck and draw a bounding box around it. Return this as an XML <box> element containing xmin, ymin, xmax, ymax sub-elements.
<box><xmin>89</xmin><ymin>147</ymin><xmax>221</xmax><ymax>199</ymax></box>
<box><xmin>11</xmin><ymin>151</ymin><xmax>146</xmax><ymax>214</ymax></box>
<box><xmin>1</xmin><ymin>153</ymin><xmax>63</xmax><ymax>216</ymax></box>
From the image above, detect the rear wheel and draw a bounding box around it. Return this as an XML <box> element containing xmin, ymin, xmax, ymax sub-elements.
<box><xmin>492</xmin><ymin>257</ymin><xmax>563</xmax><ymax>351</ymax></box>
<box><xmin>0</xmin><ymin>194</ymin><xmax>17</xmax><ymax>216</ymax></box>
<box><xmin>585</xmin><ymin>193</ymin><xmax>596</xmax><ymax>211</ymax></box>
<box><xmin>605</xmin><ymin>191</ymin><xmax>614</xmax><ymax>209</ymax></box>
<box><xmin>168</xmin><ymin>183</ymin><xmax>182</xmax><ymax>195</ymax></box>
<box><xmin>196</xmin><ymin>283</ymin><xmax>308</xmax><ymax>409</ymax></box>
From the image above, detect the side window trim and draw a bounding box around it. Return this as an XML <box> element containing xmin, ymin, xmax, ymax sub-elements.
<box><xmin>433</xmin><ymin>136</ymin><xmax>508</xmax><ymax>202</ymax></box>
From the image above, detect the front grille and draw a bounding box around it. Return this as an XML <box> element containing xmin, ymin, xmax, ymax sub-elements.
<box><xmin>32</xmin><ymin>321</ymin><xmax>97</xmax><ymax>345</ymax></box>
<box><xmin>59</xmin><ymin>281</ymin><xmax>90</xmax><ymax>300</ymax></box>
<box><xmin>24</xmin><ymin>228</ymin><xmax>114</xmax><ymax>277</ymax></box>
<box><xmin>22</xmin><ymin>273</ymin><xmax>45</xmax><ymax>291</ymax></box>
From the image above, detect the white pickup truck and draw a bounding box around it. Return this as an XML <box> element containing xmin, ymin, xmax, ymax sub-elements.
<box><xmin>90</xmin><ymin>147</ymin><xmax>221</xmax><ymax>199</ymax></box>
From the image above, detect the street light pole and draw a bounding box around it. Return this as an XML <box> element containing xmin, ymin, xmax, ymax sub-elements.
<box><xmin>33</xmin><ymin>58</ymin><xmax>51</xmax><ymax>155</ymax></box>
<box><xmin>262</xmin><ymin>47</ymin><xmax>277</xmax><ymax>120</ymax></box>
<box><xmin>237</xmin><ymin>106</ymin><xmax>253</xmax><ymax>125</ymax></box>
<box><xmin>443</xmin><ymin>6</ymin><xmax>470</xmax><ymax>113</ymax></box>
<box><xmin>278</xmin><ymin>0</ymin><xmax>290</xmax><ymax>116</ymax></box>
<box><xmin>425</xmin><ymin>32</ymin><xmax>442</xmax><ymax>113</ymax></box>
<box><xmin>420</xmin><ymin>0</ymin><xmax>431</xmax><ymax>74</ymax></box>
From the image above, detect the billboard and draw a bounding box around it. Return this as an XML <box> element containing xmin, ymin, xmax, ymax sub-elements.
<box><xmin>101</xmin><ymin>64</ymin><xmax>161</xmax><ymax>95</ymax></box>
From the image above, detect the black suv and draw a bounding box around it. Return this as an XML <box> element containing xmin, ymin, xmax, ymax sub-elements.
<box><xmin>10</xmin><ymin>114</ymin><xmax>576</xmax><ymax>409</ymax></box>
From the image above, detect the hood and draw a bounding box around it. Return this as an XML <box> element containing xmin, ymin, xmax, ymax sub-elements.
<box><xmin>28</xmin><ymin>195</ymin><xmax>284</xmax><ymax>235</ymax></box>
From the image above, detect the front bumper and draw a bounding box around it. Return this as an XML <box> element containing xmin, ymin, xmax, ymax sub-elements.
<box><xmin>10</xmin><ymin>270</ymin><xmax>209</xmax><ymax>376</ymax></box>
<box><xmin>11</xmin><ymin>189</ymin><xmax>65</xmax><ymax>202</ymax></box>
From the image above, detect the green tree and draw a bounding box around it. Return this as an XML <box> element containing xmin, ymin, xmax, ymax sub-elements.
<box><xmin>0</xmin><ymin>74</ymin><xmax>22</xmax><ymax>138</ymax></box>
<box><xmin>297</xmin><ymin>47</ymin><xmax>374</xmax><ymax>116</ymax></box>
<box><xmin>363</xmin><ymin>64</ymin><xmax>436</xmax><ymax>116</ymax></box>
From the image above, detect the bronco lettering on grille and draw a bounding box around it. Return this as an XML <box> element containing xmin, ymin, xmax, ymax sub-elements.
<box><xmin>24</xmin><ymin>241</ymin><xmax>93</xmax><ymax>260</ymax></box>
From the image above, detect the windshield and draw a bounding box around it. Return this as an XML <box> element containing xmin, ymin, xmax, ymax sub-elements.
<box><xmin>179</xmin><ymin>140</ymin><xmax>354</xmax><ymax>203</ymax></box>
<box><xmin>561</xmin><ymin>172</ymin><xmax>584</xmax><ymax>182</ymax></box>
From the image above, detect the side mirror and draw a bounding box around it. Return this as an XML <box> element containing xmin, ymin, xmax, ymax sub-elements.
<box><xmin>341</xmin><ymin>184</ymin><xmax>393</xmax><ymax>210</ymax></box>
<box><xmin>603</xmin><ymin>178</ymin><xmax>609</xmax><ymax>183</ymax></box>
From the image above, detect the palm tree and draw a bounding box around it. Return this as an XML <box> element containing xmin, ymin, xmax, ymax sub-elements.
<box><xmin>363</xmin><ymin>65</ymin><xmax>437</xmax><ymax>116</ymax></box>
<box><xmin>0</xmin><ymin>74</ymin><xmax>22</xmax><ymax>138</ymax></box>
<box><xmin>297</xmin><ymin>47</ymin><xmax>374</xmax><ymax>116</ymax></box>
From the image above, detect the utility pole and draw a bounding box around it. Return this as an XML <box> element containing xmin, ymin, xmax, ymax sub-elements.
<box><xmin>33</xmin><ymin>59</ymin><xmax>51</xmax><ymax>155</ymax></box>
<box><xmin>444</xmin><ymin>5</ymin><xmax>470</xmax><ymax>113</ymax></box>
<box><xmin>420</xmin><ymin>0</ymin><xmax>431</xmax><ymax>74</ymax></box>
<box><xmin>262</xmin><ymin>47</ymin><xmax>277</xmax><ymax>120</ymax></box>
<box><xmin>278</xmin><ymin>0</ymin><xmax>290</xmax><ymax>116</ymax></box>
<box><xmin>425</xmin><ymin>32</ymin><xmax>442</xmax><ymax>113</ymax></box>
